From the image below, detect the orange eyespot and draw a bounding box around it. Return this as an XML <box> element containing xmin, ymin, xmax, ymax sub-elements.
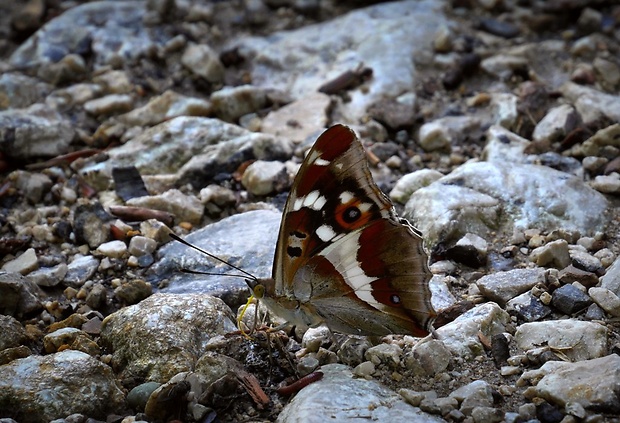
<box><xmin>334</xmin><ymin>200</ymin><xmax>371</xmax><ymax>229</ymax></box>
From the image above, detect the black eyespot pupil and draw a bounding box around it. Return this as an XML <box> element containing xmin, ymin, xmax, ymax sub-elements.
<box><xmin>287</xmin><ymin>246</ymin><xmax>302</xmax><ymax>258</ymax></box>
<box><xmin>391</xmin><ymin>294</ymin><xmax>401</xmax><ymax>304</ymax></box>
<box><xmin>343</xmin><ymin>206</ymin><xmax>361</xmax><ymax>223</ymax></box>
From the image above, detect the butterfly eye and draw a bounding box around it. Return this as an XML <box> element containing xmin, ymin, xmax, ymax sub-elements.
<box><xmin>342</xmin><ymin>206</ymin><xmax>361</xmax><ymax>223</ymax></box>
<box><xmin>253</xmin><ymin>284</ymin><xmax>266</xmax><ymax>298</ymax></box>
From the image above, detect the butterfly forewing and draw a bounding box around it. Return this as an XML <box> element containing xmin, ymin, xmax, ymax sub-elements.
<box><xmin>271</xmin><ymin>124</ymin><xmax>435</xmax><ymax>336</ymax></box>
<box><xmin>273</xmin><ymin>125</ymin><xmax>393</xmax><ymax>293</ymax></box>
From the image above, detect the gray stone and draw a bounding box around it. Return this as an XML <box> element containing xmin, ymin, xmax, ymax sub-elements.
<box><xmin>435</xmin><ymin>303</ymin><xmax>510</xmax><ymax>359</ymax></box>
<box><xmin>0</xmin><ymin>315</ymin><xmax>28</xmax><ymax>352</ymax></box>
<box><xmin>276</xmin><ymin>363</ymin><xmax>445</xmax><ymax>423</ymax></box>
<box><xmin>28</xmin><ymin>263</ymin><xmax>68</xmax><ymax>287</ymax></box>
<box><xmin>449</xmin><ymin>380</ymin><xmax>494</xmax><ymax>415</ymax></box>
<box><xmin>10</xmin><ymin>1</ymin><xmax>152</xmax><ymax>72</ymax></box>
<box><xmin>0</xmin><ymin>73</ymin><xmax>52</xmax><ymax>110</ymax></box>
<box><xmin>530</xmin><ymin>239</ymin><xmax>572</xmax><ymax>269</ymax></box>
<box><xmin>126</xmin><ymin>189</ymin><xmax>204</xmax><ymax>225</ymax></box>
<box><xmin>560</xmin><ymin>83</ymin><xmax>620</xmax><ymax>125</ymax></box>
<box><xmin>153</xmin><ymin>209</ymin><xmax>280</xmax><ymax>304</ymax></box>
<box><xmin>119</xmin><ymin>90</ymin><xmax>212</xmax><ymax>127</ymax></box>
<box><xmin>418</xmin><ymin>116</ymin><xmax>481</xmax><ymax>152</ymax></box>
<box><xmin>600</xmin><ymin>256</ymin><xmax>620</xmax><ymax>295</ymax></box>
<box><xmin>476</xmin><ymin>268</ymin><xmax>545</xmax><ymax>306</ymax></box>
<box><xmin>506</xmin><ymin>291</ymin><xmax>552</xmax><ymax>322</ymax></box>
<box><xmin>234</xmin><ymin>0</ymin><xmax>447</xmax><ymax>121</ymax></box>
<box><xmin>100</xmin><ymin>293</ymin><xmax>236</xmax><ymax>382</ymax></box>
<box><xmin>1</xmin><ymin>248</ymin><xmax>38</xmax><ymax>275</ymax></box>
<box><xmin>181</xmin><ymin>43</ymin><xmax>225</xmax><ymax>83</ymax></box>
<box><xmin>241</xmin><ymin>160</ymin><xmax>289</xmax><ymax>196</ymax></box>
<box><xmin>64</xmin><ymin>255</ymin><xmax>99</xmax><ymax>287</ymax></box>
<box><xmin>532</xmin><ymin>104</ymin><xmax>580</xmax><ymax>143</ymax></box>
<box><xmin>514</xmin><ymin>320</ymin><xmax>607</xmax><ymax>361</ymax></box>
<box><xmin>405</xmin><ymin>161</ymin><xmax>607</xmax><ymax>249</ymax></box>
<box><xmin>389</xmin><ymin>169</ymin><xmax>444</xmax><ymax>204</ymax></box>
<box><xmin>0</xmin><ymin>273</ymin><xmax>45</xmax><ymax>318</ymax></box>
<box><xmin>520</xmin><ymin>355</ymin><xmax>620</xmax><ymax>414</ymax></box>
<box><xmin>550</xmin><ymin>284</ymin><xmax>592</xmax><ymax>315</ymax></box>
<box><xmin>210</xmin><ymin>85</ymin><xmax>268</xmax><ymax>122</ymax></box>
<box><xmin>0</xmin><ymin>104</ymin><xmax>75</xmax><ymax>160</ymax></box>
<box><xmin>0</xmin><ymin>350</ymin><xmax>125</xmax><ymax>423</ymax></box>
<box><xmin>588</xmin><ymin>287</ymin><xmax>620</xmax><ymax>317</ymax></box>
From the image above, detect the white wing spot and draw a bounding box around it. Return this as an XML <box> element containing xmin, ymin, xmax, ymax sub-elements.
<box><xmin>358</xmin><ymin>202</ymin><xmax>372</xmax><ymax>213</ymax></box>
<box><xmin>293</xmin><ymin>197</ymin><xmax>304</xmax><ymax>211</ymax></box>
<box><xmin>316</xmin><ymin>225</ymin><xmax>337</xmax><ymax>242</ymax></box>
<box><xmin>314</xmin><ymin>158</ymin><xmax>330</xmax><ymax>166</ymax></box>
<box><xmin>339</xmin><ymin>191</ymin><xmax>354</xmax><ymax>204</ymax></box>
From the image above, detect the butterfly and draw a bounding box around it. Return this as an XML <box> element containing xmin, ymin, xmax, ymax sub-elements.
<box><xmin>245</xmin><ymin>124</ymin><xmax>436</xmax><ymax>336</ymax></box>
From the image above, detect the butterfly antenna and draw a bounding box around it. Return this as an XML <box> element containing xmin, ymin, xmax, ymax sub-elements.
<box><xmin>169</xmin><ymin>233</ymin><xmax>258</xmax><ymax>281</ymax></box>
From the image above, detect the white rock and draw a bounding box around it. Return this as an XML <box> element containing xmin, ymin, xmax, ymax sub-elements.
<box><xmin>276</xmin><ymin>364</ymin><xmax>444</xmax><ymax>423</ymax></box>
<box><xmin>529</xmin><ymin>239</ymin><xmax>571</xmax><ymax>269</ymax></box>
<box><xmin>560</xmin><ymin>83</ymin><xmax>620</xmax><ymax>125</ymax></box>
<box><xmin>389</xmin><ymin>169</ymin><xmax>444</xmax><ymax>204</ymax></box>
<box><xmin>481</xmin><ymin>126</ymin><xmax>530</xmax><ymax>164</ymax></box>
<box><xmin>514</xmin><ymin>320</ymin><xmax>607</xmax><ymax>361</ymax></box>
<box><xmin>418</xmin><ymin>116</ymin><xmax>480</xmax><ymax>152</ymax></box>
<box><xmin>1</xmin><ymin>248</ymin><xmax>39</xmax><ymax>275</ymax></box>
<box><xmin>590</xmin><ymin>173</ymin><xmax>620</xmax><ymax>194</ymax></box>
<box><xmin>435</xmin><ymin>303</ymin><xmax>510</xmax><ymax>359</ymax></box>
<box><xmin>365</xmin><ymin>343</ymin><xmax>402</xmax><ymax>367</ymax></box>
<box><xmin>127</xmin><ymin>189</ymin><xmax>204</xmax><ymax>225</ymax></box>
<box><xmin>405</xmin><ymin>161</ymin><xmax>608</xmax><ymax>249</ymax></box>
<box><xmin>235</xmin><ymin>1</ymin><xmax>448</xmax><ymax>121</ymax></box>
<box><xmin>241</xmin><ymin>160</ymin><xmax>287</xmax><ymax>196</ymax></box>
<box><xmin>210</xmin><ymin>85</ymin><xmax>268</xmax><ymax>122</ymax></box>
<box><xmin>519</xmin><ymin>355</ymin><xmax>620</xmax><ymax>414</ymax></box>
<box><xmin>600</xmin><ymin>256</ymin><xmax>620</xmax><ymax>295</ymax></box>
<box><xmin>83</xmin><ymin>94</ymin><xmax>134</xmax><ymax>116</ymax></box>
<box><xmin>532</xmin><ymin>104</ymin><xmax>579</xmax><ymax>143</ymax></box>
<box><xmin>128</xmin><ymin>236</ymin><xmax>158</xmax><ymax>257</ymax></box>
<box><xmin>261</xmin><ymin>92</ymin><xmax>332</xmax><ymax>143</ymax></box>
<box><xmin>490</xmin><ymin>93</ymin><xmax>518</xmax><ymax>130</ymax></box>
<box><xmin>95</xmin><ymin>240</ymin><xmax>128</xmax><ymax>259</ymax></box>
<box><xmin>588</xmin><ymin>287</ymin><xmax>620</xmax><ymax>317</ymax></box>
<box><xmin>476</xmin><ymin>268</ymin><xmax>545</xmax><ymax>306</ymax></box>
<box><xmin>28</xmin><ymin>263</ymin><xmax>68</xmax><ymax>287</ymax></box>
<box><xmin>181</xmin><ymin>43</ymin><xmax>224</xmax><ymax>83</ymax></box>
<box><xmin>449</xmin><ymin>380</ymin><xmax>494</xmax><ymax>415</ymax></box>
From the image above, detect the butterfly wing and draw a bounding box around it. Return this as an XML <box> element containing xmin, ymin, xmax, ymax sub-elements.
<box><xmin>272</xmin><ymin>124</ymin><xmax>434</xmax><ymax>335</ymax></box>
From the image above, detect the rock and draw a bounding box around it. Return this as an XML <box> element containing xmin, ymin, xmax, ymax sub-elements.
<box><xmin>557</xmin><ymin>265</ymin><xmax>599</xmax><ymax>288</ymax></box>
<box><xmin>476</xmin><ymin>268</ymin><xmax>545</xmax><ymax>306</ymax></box>
<box><xmin>261</xmin><ymin>92</ymin><xmax>332</xmax><ymax>142</ymax></box>
<box><xmin>152</xmin><ymin>209</ymin><xmax>280</xmax><ymax>306</ymax></box>
<box><xmin>481</xmin><ymin>125</ymin><xmax>530</xmax><ymax>164</ymax></box>
<box><xmin>119</xmin><ymin>90</ymin><xmax>212</xmax><ymax>127</ymax></box>
<box><xmin>520</xmin><ymin>354</ymin><xmax>620</xmax><ymax>414</ymax></box>
<box><xmin>337</xmin><ymin>336</ymin><xmax>372</xmax><ymax>367</ymax></box>
<box><xmin>449</xmin><ymin>380</ymin><xmax>494</xmax><ymax>416</ymax></box>
<box><xmin>0</xmin><ymin>104</ymin><xmax>75</xmax><ymax>160</ymax></box>
<box><xmin>417</xmin><ymin>116</ymin><xmax>481</xmax><ymax>152</ymax></box>
<box><xmin>210</xmin><ymin>85</ymin><xmax>268</xmax><ymax>122</ymax></box>
<box><xmin>490</xmin><ymin>92</ymin><xmax>518</xmax><ymax>130</ymax></box>
<box><xmin>276</xmin><ymin>363</ymin><xmax>444</xmax><ymax>422</ymax></box>
<box><xmin>506</xmin><ymin>291</ymin><xmax>552</xmax><ymax>322</ymax></box>
<box><xmin>560</xmin><ymin>83</ymin><xmax>620</xmax><ymax>125</ymax></box>
<box><xmin>0</xmin><ymin>73</ymin><xmax>51</xmax><ymax>110</ymax></box>
<box><xmin>514</xmin><ymin>320</ymin><xmax>607</xmax><ymax>361</ymax></box>
<box><xmin>85</xmin><ymin>282</ymin><xmax>107</xmax><ymax>311</ymax></box>
<box><xmin>95</xmin><ymin>240</ymin><xmax>128</xmax><ymax>259</ymax></box>
<box><xmin>588</xmin><ymin>287</ymin><xmax>620</xmax><ymax>317</ymax></box>
<box><xmin>181</xmin><ymin>43</ymin><xmax>225</xmax><ymax>84</ymax></box>
<box><xmin>0</xmin><ymin>273</ymin><xmax>45</xmax><ymax>318</ymax></box>
<box><xmin>532</xmin><ymin>104</ymin><xmax>580</xmax><ymax>143</ymax></box>
<box><xmin>79</xmin><ymin>117</ymin><xmax>292</xmax><ymax>190</ymax></box>
<box><xmin>403</xmin><ymin>339</ymin><xmax>452</xmax><ymax>376</ymax></box>
<box><xmin>100</xmin><ymin>293</ymin><xmax>236</xmax><ymax>382</ymax></box>
<box><xmin>600</xmin><ymin>256</ymin><xmax>620</xmax><ymax>295</ymax></box>
<box><xmin>27</xmin><ymin>263</ymin><xmax>68</xmax><ymax>287</ymax></box>
<box><xmin>569</xmin><ymin>247</ymin><xmax>604</xmax><ymax>274</ymax></box>
<box><xmin>83</xmin><ymin>94</ymin><xmax>134</xmax><ymax>116</ymax></box>
<box><xmin>43</xmin><ymin>327</ymin><xmax>85</xmax><ymax>353</ymax></box>
<box><xmin>405</xmin><ymin>161</ymin><xmax>608</xmax><ymax>249</ymax></box>
<box><xmin>9</xmin><ymin>1</ymin><xmax>151</xmax><ymax>72</ymax></box>
<box><xmin>73</xmin><ymin>202</ymin><xmax>113</xmax><ymax>249</ymax></box>
<box><xmin>446</xmin><ymin>233</ymin><xmax>488</xmax><ymax>267</ymax></box>
<box><xmin>0</xmin><ymin>315</ymin><xmax>28</xmax><ymax>352</ymax></box>
<box><xmin>63</xmin><ymin>255</ymin><xmax>100</xmax><ymax>288</ymax></box>
<box><xmin>235</xmin><ymin>0</ymin><xmax>447</xmax><ymax>121</ymax></box>
<box><xmin>0</xmin><ymin>350</ymin><xmax>125</xmax><ymax>423</ymax></box>
<box><xmin>529</xmin><ymin>239</ymin><xmax>571</xmax><ymax>269</ymax></box>
<box><xmin>365</xmin><ymin>343</ymin><xmax>402</xmax><ymax>367</ymax></box>
<box><xmin>1</xmin><ymin>248</ymin><xmax>38</xmax><ymax>275</ymax></box>
<box><xmin>114</xmin><ymin>279</ymin><xmax>152</xmax><ymax>305</ymax></box>
<box><xmin>590</xmin><ymin>173</ymin><xmax>620</xmax><ymax>195</ymax></box>
<box><xmin>550</xmin><ymin>284</ymin><xmax>592</xmax><ymax>315</ymax></box>
<box><xmin>480</xmin><ymin>54</ymin><xmax>528</xmax><ymax>81</ymax></box>
<box><xmin>435</xmin><ymin>303</ymin><xmax>510</xmax><ymax>359</ymax></box>
<box><xmin>127</xmin><ymin>382</ymin><xmax>161</xmax><ymax>413</ymax></box>
<box><xmin>241</xmin><ymin>160</ymin><xmax>289</xmax><ymax>196</ymax></box>
<box><xmin>126</xmin><ymin>189</ymin><xmax>204</xmax><ymax>225</ymax></box>
<box><xmin>389</xmin><ymin>169</ymin><xmax>443</xmax><ymax>204</ymax></box>
<box><xmin>367</xmin><ymin>98</ymin><xmax>418</xmax><ymax>130</ymax></box>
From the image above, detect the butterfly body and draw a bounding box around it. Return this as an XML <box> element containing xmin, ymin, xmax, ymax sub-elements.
<box><xmin>247</xmin><ymin>124</ymin><xmax>435</xmax><ymax>336</ymax></box>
